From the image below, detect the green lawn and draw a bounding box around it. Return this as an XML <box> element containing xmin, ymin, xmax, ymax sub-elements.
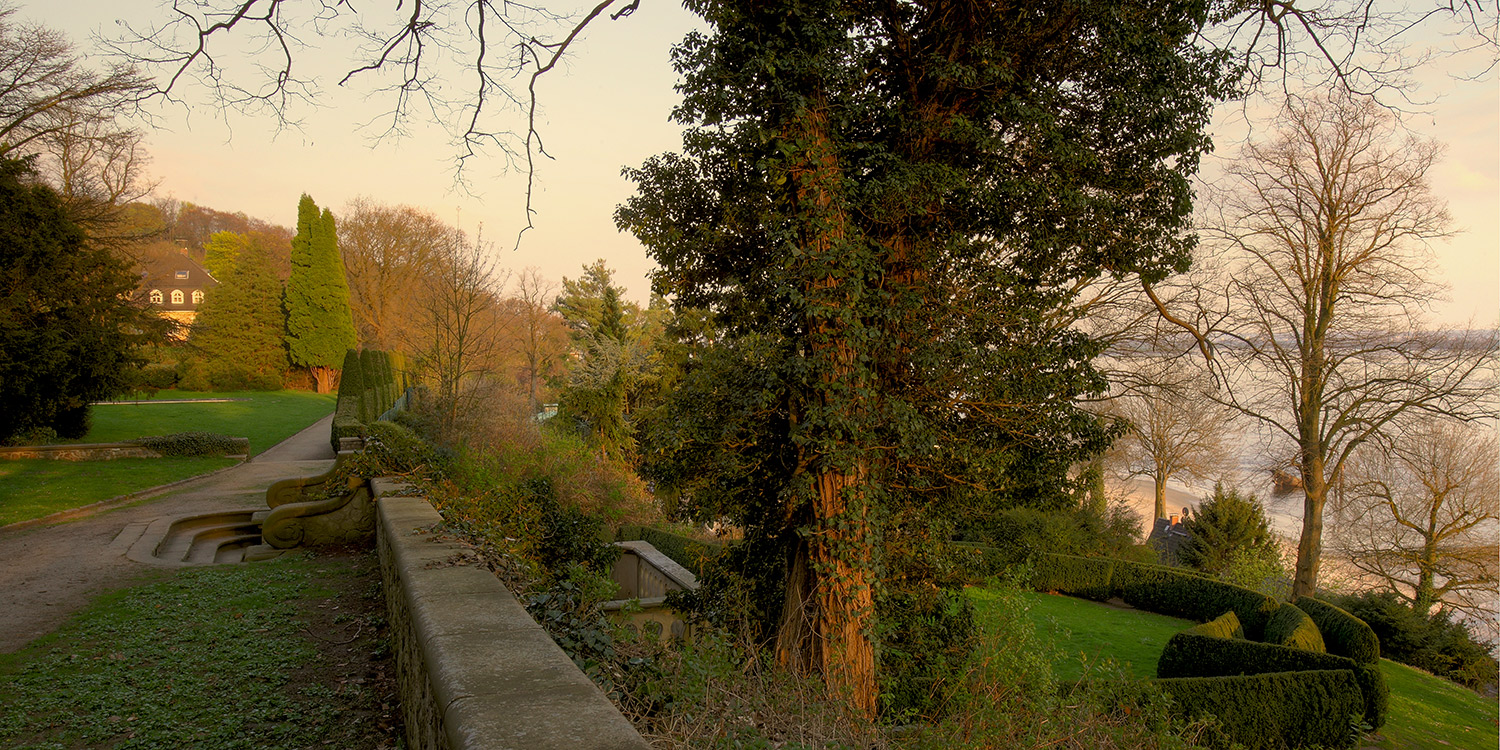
<box><xmin>1373</xmin><ymin>659</ymin><xmax>1498</xmax><ymax>750</ymax></box>
<box><xmin>968</xmin><ymin>584</ymin><xmax>1500</xmax><ymax>750</ymax></box>
<box><xmin>80</xmin><ymin>389</ymin><xmax>337</xmax><ymax>455</ymax></box>
<box><xmin>0</xmin><ymin>552</ymin><xmax>395</xmax><ymax>750</ymax></box>
<box><xmin>969</xmin><ymin>586</ymin><xmax>1193</xmax><ymax>680</ymax></box>
<box><xmin>0</xmin><ymin>390</ymin><xmax>335</xmax><ymax>526</ymax></box>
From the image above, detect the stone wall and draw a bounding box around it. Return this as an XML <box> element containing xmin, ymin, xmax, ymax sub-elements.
<box><xmin>375</xmin><ymin>491</ymin><xmax>650</xmax><ymax>750</ymax></box>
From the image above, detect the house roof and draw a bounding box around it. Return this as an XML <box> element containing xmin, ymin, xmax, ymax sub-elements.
<box><xmin>137</xmin><ymin>248</ymin><xmax>219</xmax><ymax>310</ymax></box>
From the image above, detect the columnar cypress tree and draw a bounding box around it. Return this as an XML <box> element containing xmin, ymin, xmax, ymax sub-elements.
<box><xmin>285</xmin><ymin>194</ymin><xmax>358</xmax><ymax>393</ymax></box>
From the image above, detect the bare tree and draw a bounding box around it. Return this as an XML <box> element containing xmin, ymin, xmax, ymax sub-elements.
<box><xmin>339</xmin><ymin>198</ymin><xmax>457</xmax><ymax>351</ymax></box>
<box><xmin>1331</xmin><ymin>417</ymin><xmax>1499</xmax><ymax>622</ymax></box>
<box><xmin>409</xmin><ymin>230</ymin><xmax>513</xmax><ymax>437</ymax></box>
<box><xmin>506</xmin><ymin>267</ymin><xmax>568</xmax><ymax>414</ymax></box>
<box><xmin>1105</xmin><ymin>362</ymin><xmax>1238</xmax><ymax>521</ymax></box>
<box><xmin>1203</xmin><ymin>92</ymin><xmax>1498</xmax><ymax>599</ymax></box>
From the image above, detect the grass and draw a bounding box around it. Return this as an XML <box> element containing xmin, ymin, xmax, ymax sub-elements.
<box><xmin>1373</xmin><ymin>659</ymin><xmax>1498</xmax><ymax>750</ymax></box>
<box><xmin>0</xmin><ymin>553</ymin><xmax>394</xmax><ymax>750</ymax></box>
<box><xmin>0</xmin><ymin>457</ymin><xmax>238</xmax><ymax>525</ymax></box>
<box><xmin>968</xmin><ymin>583</ymin><xmax>1499</xmax><ymax>750</ymax></box>
<box><xmin>969</xmin><ymin>586</ymin><xmax>1194</xmax><ymax>681</ymax></box>
<box><xmin>0</xmin><ymin>390</ymin><xmax>335</xmax><ymax>526</ymax></box>
<box><xmin>80</xmin><ymin>389</ymin><xmax>337</xmax><ymax>456</ymax></box>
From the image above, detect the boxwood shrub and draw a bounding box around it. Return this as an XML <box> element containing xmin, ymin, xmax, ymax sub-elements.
<box><xmin>130</xmin><ymin>432</ymin><xmax>248</xmax><ymax>457</ymax></box>
<box><xmin>1154</xmin><ymin>670</ymin><xmax>1362</xmax><ymax>749</ymax></box>
<box><xmin>1295</xmin><ymin>596</ymin><xmax>1380</xmax><ymax>664</ymax></box>
<box><xmin>1186</xmin><ymin>611</ymin><xmax>1244</xmax><ymax>640</ymax></box>
<box><xmin>1265</xmin><ymin>601</ymin><xmax>1326</xmax><ymax>653</ymax></box>
<box><xmin>1158</xmin><ymin>631</ymin><xmax>1387</xmax><ymax>728</ymax></box>
<box><xmin>1113</xmin><ymin>559</ymin><xmax>1278</xmax><ymax>639</ymax></box>
<box><xmin>1030</xmin><ymin>553</ymin><xmax>1115</xmax><ymax>601</ymax></box>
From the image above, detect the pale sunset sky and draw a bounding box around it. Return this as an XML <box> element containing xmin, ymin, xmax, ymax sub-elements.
<box><xmin>24</xmin><ymin>1</ymin><xmax>1500</xmax><ymax>327</ymax></box>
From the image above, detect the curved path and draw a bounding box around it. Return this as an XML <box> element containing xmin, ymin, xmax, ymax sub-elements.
<box><xmin>0</xmin><ymin>414</ymin><xmax>337</xmax><ymax>653</ymax></box>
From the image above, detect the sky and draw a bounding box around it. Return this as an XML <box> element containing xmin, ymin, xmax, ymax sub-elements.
<box><xmin>22</xmin><ymin>1</ymin><xmax>1500</xmax><ymax>326</ymax></box>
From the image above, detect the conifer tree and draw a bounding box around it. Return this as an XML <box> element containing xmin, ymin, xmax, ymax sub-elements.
<box><xmin>188</xmin><ymin>234</ymin><xmax>287</xmax><ymax>388</ymax></box>
<box><xmin>285</xmin><ymin>194</ymin><xmax>357</xmax><ymax>393</ymax></box>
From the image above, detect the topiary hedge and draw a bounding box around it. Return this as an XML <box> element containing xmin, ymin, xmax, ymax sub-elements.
<box><xmin>1112</xmin><ymin>559</ymin><xmax>1279</xmax><ymax>640</ymax></box>
<box><xmin>1295</xmin><ymin>596</ymin><xmax>1380</xmax><ymax>664</ymax></box>
<box><xmin>616</xmin><ymin>526</ymin><xmax>724</xmax><ymax>577</ymax></box>
<box><xmin>330</xmin><ymin>348</ymin><xmax>406</xmax><ymax>452</ymax></box>
<box><xmin>1186</xmin><ymin>611</ymin><xmax>1245</xmax><ymax>640</ymax></box>
<box><xmin>1030</xmin><ymin>553</ymin><xmax>1115</xmax><ymax>601</ymax></box>
<box><xmin>130</xmin><ymin>432</ymin><xmax>249</xmax><ymax>457</ymax></box>
<box><xmin>1265</xmin><ymin>601</ymin><xmax>1326</xmax><ymax>653</ymax></box>
<box><xmin>1158</xmin><ymin>631</ymin><xmax>1387</xmax><ymax>728</ymax></box>
<box><xmin>1155</xmin><ymin>670</ymin><xmax>1362</xmax><ymax>749</ymax></box>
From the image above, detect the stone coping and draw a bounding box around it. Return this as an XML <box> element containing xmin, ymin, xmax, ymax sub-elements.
<box><xmin>377</xmin><ymin>495</ymin><xmax>649</xmax><ymax>750</ymax></box>
<box><xmin>614</xmin><ymin>539</ymin><xmax>698</xmax><ymax>591</ymax></box>
<box><xmin>0</xmin><ymin>440</ymin><xmax>249</xmax><ymax>462</ymax></box>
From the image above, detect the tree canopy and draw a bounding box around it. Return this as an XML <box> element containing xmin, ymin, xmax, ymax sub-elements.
<box><xmin>619</xmin><ymin>0</ymin><xmax>1234</xmax><ymax>713</ymax></box>
<box><xmin>188</xmin><ymin>232</ymin><xmax>287</xmax><ymax>390</ymax></box>
<box><xmin>0</xmin><ymin>157</ymin><xmax>167</xmax><ymax>442</ymax></box>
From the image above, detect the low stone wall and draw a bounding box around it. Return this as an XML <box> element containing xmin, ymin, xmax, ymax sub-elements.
<box><xmin>0</xmin><ymin>443</ymin><xmax>163</xmax><ymax>461</ymax></box>
<box><xmin>376</xmin><ymin>492</ymin><xmax>650</xmax><ymax>750</ymax></box>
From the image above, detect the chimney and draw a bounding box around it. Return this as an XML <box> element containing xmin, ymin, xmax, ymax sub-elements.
<box><xmin>1168</xmin><ymin>513</ymin><xmax>1181</xmax><ymax>526</ymax></box>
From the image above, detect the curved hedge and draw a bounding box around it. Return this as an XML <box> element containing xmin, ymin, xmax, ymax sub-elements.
<box><xmin>1111</xmin><ymin>558</ymin><xmax>1279</xmax><ymax>640</ymax></box>
<box><xmin>1030</xmin><ymin>553</ymin><xmax>1115</xmax><ymax>601</ymax></box>
<box><xmin>1186</xmin><ymin>611</ymin><xmax>1244</xmax><ymax>640</ymax></box>
<box><xmin>1295</xmin><ymin>596</ymin><xmax>1381</xmax><ymax>664</ymax></box>
<box><xmin>1159</xmin><ymin>631</ymin><xmax>1387</xmax><ymax>728</ymax></box>
<box><xmin>331</xmin><ymin>348</ymin><xmax>404</xmax><ymax>452</ymax></box>
<box><xmin>1265</xmin><ymin>602</ymin><xmax>1326</xmax><ymax>653</ymax></box>
<box><xmin>1155</xmin><ymin>670</ymin><xmax>1362</xmax><ymax>749</ymax></box>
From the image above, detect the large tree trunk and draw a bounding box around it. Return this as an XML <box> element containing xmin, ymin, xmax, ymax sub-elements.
<box><xmin>770</xmin><ymin>100</ymin><xmax>879</xmax><ymax>717</ymax></box>
<box><xmin>312</xmin><ymin>365</ymin><xmax>334</xmax><ymax>394</ymax></box>
<box><xmin>1155</xmin><ymin>475</ymin><xmax>1168</xmax><ymax>520</ymax></box>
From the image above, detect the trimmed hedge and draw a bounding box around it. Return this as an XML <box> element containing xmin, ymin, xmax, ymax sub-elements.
<box><xmin>1112</xmin><ymin>559</ymin><xmax>1279</xmax><ymax>640</ymax></box>
<box><xmin>330</xmin><ymin>348</ymin><xmax>404</xmax><ymax>452</ymax></box>
<box><xmin>1030</xmin><ymin>553</ymin><xmax>1115</xmax><ymax>601</ymax></box>
<box><xmin>1295</xmin><ymin>596</ymin><xmax>1380</xmax><ymax>664</ymax></box>
<box><xmin>1265</xmin><ymin>602</ymin><xmax>1326</xmax><ymax>653</ymax></box>
<box><xmin>1155</xmin><ymin>670</ymin><xmax>1362</xmax><ymax>749</ymax></box>
<box><xmin>616</xmin><ymin>526</ymin><xmax>724</xmax><ymax>577</ymax></box>
<box><xmin>1186</xmin><ymin>611</ymin><xmax>1245</xmax><ymax>640</ymax></box>
<box><xmin>130</xmin><ymin>432</ymin><xmax>248</xmax><ymax>457</ymax></box>
<box><xmin>947</xmin><ymin>542</ymin><xmax>1012</xmax><ymax>581</ymax></box>
<box><xmin>1158</xmin><ymin>631</ymin><xmax>1387</xmax><ymax>728</ymax></box>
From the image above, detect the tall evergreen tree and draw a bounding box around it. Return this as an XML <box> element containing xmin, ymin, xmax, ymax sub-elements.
<box><xmin>0</xmin><ymin>157</ymin><xmax>167</xmax><ymax>442</ymax></box>
<box><xmin>188</xmin><ymin>233</ymin><xmax>287</xmax><ymax>388</ymax></box>
<box><xmin>620</xmin><ymin>0</ymin><xmax>1233</xmax><ymax>713</ymax></box>
<box><xmin>285</xmin><ymin>194</ymin><xmax>357</xmax><ymax>393</ymax></box>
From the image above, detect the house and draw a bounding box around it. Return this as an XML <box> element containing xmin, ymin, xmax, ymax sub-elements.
<box><xmin>1146</xmin><ymin>510</ymin><xmax>1191</xmax><ymax>566</ymax></box>
<box><xmin>137</xmin><ymin>248</ymin><xmax>218</xmax><ymax>331</ymax></box>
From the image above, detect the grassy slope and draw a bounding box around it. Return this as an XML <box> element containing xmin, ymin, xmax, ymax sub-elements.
<box><xmin>969</xmin><ymin>584</ymin><xmax>1500</xmax><ymax>749</ymax></box>
<box><xmin>1374</xmin><ymin>659</ymin><xmax>1498</xmax><ymax>750</ymax></box>
<box><xmin>968</xmin><ymin>587</ymin><xmax>1193</xmax><ymax>680</ymax></box>
<box><xmin>0</xmin><ymin>554</ymin><xmax>392</xmax><ymax>750</ymax></box>
<box><xmin>0</xmin><ymin>390</ymin><xmax>335</xmax><ymax>525</ymax></box>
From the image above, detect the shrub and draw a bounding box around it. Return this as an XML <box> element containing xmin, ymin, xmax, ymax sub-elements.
<box><xmin>877</xmin><ymin>584</ymin><xmax>978</xmax><ymax>719</ymax></box>
<box><xmin>1179</xmin><ymin>484</ymin><xmax>1275</xmax><ymax>575</ymax></box>
<box><xmin>131</xmin><ymin>432</ymin><xmax>247</xmax><ymax>457</ymax></box>
<box><xmin>947</xmin><ymin>542</ymin><xmax>1012</xmax><ymax>582</ymax></box>
<box><xmin>52</xmin><ymin>404</ymin><xmax>91</xmax><ymax>440</ymax></box>
<box><xmin>362</xmin><ymin>421</ymin><xmax>446</xmax><ymax>478</ymax></box>
<box><xmin>1113</xmin><ymin>559</ymin><xmax>1279</xmax><ymax>639</ymax></box>
<box><xmin>959</xmin><ymin>502</ymin><xmax>1143</xmax><ymax>564</ymax></box>
<box><xmin>1157</xmin><ymin>631</ymin><xmax>1387</xmax><ymax>728</ymax></box>
<box><xmin>1264</xmin><ymin>602</ymin><xmax>1326</xmax><ymax>653</ymax></box>
<box><xmin>1154</xmin><ymin>670</ymin><xmax>1362</xmax><ymax>749</ymax></box>
<box><xmin>1030</xmin><ymin>553</ymin><xmax>1115</xmax><ymax>601</ymax></box>
<box><xmin>1186</xmin><ymin>611</ymin><xmax>1244</xmax><ymax>640</ymax></box>
<box><xmin>1294</xmin><ymin>596</ymin><xmax>1380</xmax><ymax>664</ymax></box>
<box><xmin>1330</xmin><ymin>590</ymin><xmax>1498</xmax><ymax>692</ymax></box>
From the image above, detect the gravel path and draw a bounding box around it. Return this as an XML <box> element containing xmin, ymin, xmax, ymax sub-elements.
<box><xmin>0</xmin><ymin>414</ymin><xmax>337</xmax><ymax>653</ymax></box>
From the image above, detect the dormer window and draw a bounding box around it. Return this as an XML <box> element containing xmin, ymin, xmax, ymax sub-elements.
<box><xmin>150</xmin><ymin>289</ymin><xmax>163</xmax><ymax>304</ymax></box>
<box><xmin>171</xmin><ymin>290</ymin><xmax>184</xmax><ymax>304</ymax></box>
<box><xmin>192</xmin><ymin>290</ymin><xmax>204</xmax><ymax>304</ymax></box>
<box><xmin>175</xmin><ymin>270</ymin><xmax>189</xmax><ymax>279</ymax></box>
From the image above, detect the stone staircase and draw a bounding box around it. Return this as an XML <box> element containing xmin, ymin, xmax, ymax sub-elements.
<box><xmin>118</xmin><ymin>510</ymin><xmax>286</xmax><ymax>566</ymax></box>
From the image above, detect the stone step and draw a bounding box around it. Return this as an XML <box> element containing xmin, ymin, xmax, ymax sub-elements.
<box><xmin>181</xmin><ymin>522</ymin><xmax>263</xmax><ymax>563</ymax></box>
